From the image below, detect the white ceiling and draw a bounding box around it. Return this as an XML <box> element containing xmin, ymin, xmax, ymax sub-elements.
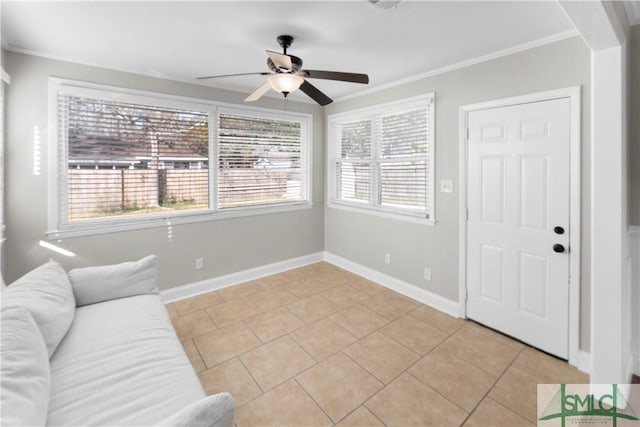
<box><xmin>1</xmin><ymin>1</ymin><xmax>578</xmax><ymax>104</ymax></box>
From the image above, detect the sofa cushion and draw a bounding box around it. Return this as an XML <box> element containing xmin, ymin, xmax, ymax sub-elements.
<box><xmin>157</xmin><ymin>393</ymin><xmax>235</xmax><ymax>427</ymax></box>
<box><xmin>0</xmin><ymin>306</ymin><xmax>51</xmax><ymax>427</ymax></box>
<box><xmin>47</xmin><ymin>294</ymin><xmax>206</xmax><ymax>426</ymax></box>
<box><xmin>68</xmin><ymin>255</ymin><xmax>159</xmax><ymax>306</ymax></box>
<box><xmin>2</xmin><ymin>260</ymin><xmax>75</xmax><ymax>357</ymax></box>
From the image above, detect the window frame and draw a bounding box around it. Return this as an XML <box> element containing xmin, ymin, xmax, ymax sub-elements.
<box><xmin>327</xmin><ymin>93</ymin><xmax>435</xmax><ymax>225</ymax></box>
<box><xmin>48</xmin><ymin>78</ymin><xmax>313</xmax><ymax>239</ymax></box>
<box><xmin>215</xmin><ymin>106</ymin><xmax>311</xmax><ymax>214</ymax></box>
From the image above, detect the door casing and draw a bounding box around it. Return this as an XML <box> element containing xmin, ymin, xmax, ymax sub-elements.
<box><xmin>458</xmin><ymin>87</ymin><xmax>582</xmax><ymax>368</ymax></box>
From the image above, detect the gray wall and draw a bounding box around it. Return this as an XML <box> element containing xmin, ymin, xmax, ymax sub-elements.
<box><xmin>4</xmin><ymin>36</ymin><xmax>594</xmax><ymax>351</ymax></box>
<box><xmin>324</xmin><ymin>36</ymin><xmax>592</xmax><ymax>351</ymax></box>
<box><xmin>3</xmin><ymin>51</ymin><xmax>325</xmax><ymax>290</ymax></box>
<box><xmin>630</xmin><ymin>24</ymin><xmax>640</xmax><ymax>227</ymax></box>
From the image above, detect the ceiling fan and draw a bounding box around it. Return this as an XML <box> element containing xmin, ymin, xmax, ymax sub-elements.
<box><xmin>196</xmin><ymin>35</ymin><xmax>369</xmax><ymax>106</ymax></box>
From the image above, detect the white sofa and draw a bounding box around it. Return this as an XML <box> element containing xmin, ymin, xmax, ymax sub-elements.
<box><xmin>1</xmin><ymin>255</ymin><xmax>235</xmax><ymax>427</ymax></box>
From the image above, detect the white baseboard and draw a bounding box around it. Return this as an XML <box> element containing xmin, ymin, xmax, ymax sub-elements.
<box><xmin>161</xmin><ymin>249</ymin><xmax>460</xmax><ymax>319</ymax></box>
<box><xmin>160</xmin><ymin>252</ymin><xmax>324</xmax><ymax>303</ymax></box>
<box><xmin>160</xmin><ymin>248</ymin><xmax>597</xmax><ymax>375</ymax></box>
<box><xmin>323</xmin><ymin>251</ymin><xmax>460</xmax><ymax>317</ymax></box>
<box><xmin>323</xmin><ymin>252</ymin><xmax>595</xmax><ymax>373</ymax></box>
<box><xmin>577</xmin><ymin>350</ymin><xmax>591</xmax><ymax>375</ymax></box>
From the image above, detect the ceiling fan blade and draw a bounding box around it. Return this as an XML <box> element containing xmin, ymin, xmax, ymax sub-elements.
<box><xmin>244</xmin><ymin>81</ymin><xmax>272</xmax><ymax>102</ymax></box>
<box><xmin>301</xmin><ymin>70</ymin><xmax>369</xmax><ymax>84</ymax></box>
<box><xmin>299</xmin><ymin>80</ymin><xmax>333</xmax><ymax>106</ymax></box>
<box><xmin>196</xmin><ymin>72</ymin><xmax>271</xmax><ymax>80</ymax></box>
<box><xmin>266</xmin><ymin>50</ymin><xmax>292</xmax><ymax>70</ymax></box>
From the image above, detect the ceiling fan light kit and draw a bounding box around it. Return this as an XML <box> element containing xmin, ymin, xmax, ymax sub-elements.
<box><xmin>268</xmin><ymin>73</ymin><xmax>304</xmax><ymax>96</ymax></box>
<box><xmin>197</xmin><ymin>35</ymin><xmax>369</xmax><ymax>106</ymax></box>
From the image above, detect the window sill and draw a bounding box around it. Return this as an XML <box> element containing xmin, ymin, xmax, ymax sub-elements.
<box><xmin>326</xmin><ymin>201</ymin><xmax>435</xmax><ymax>226</ymax></box>
<box><xmin>46</xmin><ymin>202</ymin><xmax>314</xmax><ymax>239</ymax></box>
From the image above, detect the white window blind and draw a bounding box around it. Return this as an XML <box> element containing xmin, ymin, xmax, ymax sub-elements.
<box><xmin>217</xmin><ymin>112</ymin><xmax>308</xmax><ymax>209</ymax></box>
<box><xmin>58</xmin><ymin>94</ymin><xmax>209</xmax><ymax>223</ymax></box>
<box><xmin>50</xmin><ymin>79</ymin><xmax>312</xmax><ymax>237</ymax></box>
<box><xmin>330</xmin><ymin>94</ymin><xmax>434</xmax><ymax>220</ymax></box>
<box><xmin>336</xmin><ymin>119</ymin><xmax>371</xmax><ymax>204</ymax></box>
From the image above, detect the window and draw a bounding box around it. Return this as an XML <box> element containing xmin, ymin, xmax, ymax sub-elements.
<box><xmin>49</xmin><ymin>79</ymin><xmax>311</xmax><ymax>237</ymax></box>
<box><xmin>60</xmin><ymin>95</ymin><xmax>210</xmax><ymax>222</ymax></box>
<box><xmin>217</xmin><ymin>110</ymin><xmax>308</xmax><ymax>210</ymax></box>
<box><xmin>328</xmin><ymin>94</ymin><xmax>434</xmax><ymax>221</ymax></box>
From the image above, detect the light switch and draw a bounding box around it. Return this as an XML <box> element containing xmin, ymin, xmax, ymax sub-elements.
<box><xmin>440</xmin><ymin>180</ymin><xmax>454</xmax><ymax>193</ymax></box>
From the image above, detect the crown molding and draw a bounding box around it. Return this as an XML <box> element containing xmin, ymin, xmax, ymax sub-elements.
<box><xmin>334</xmin><ymin>29</ymin><xmax>580</xmax><ymax>103</ymax></box>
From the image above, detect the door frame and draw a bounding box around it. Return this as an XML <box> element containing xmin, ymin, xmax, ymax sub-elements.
<box><xmin>458</xmin><ymin>86</ymin><xmax>582</xmax><ymax>368</ymax></box>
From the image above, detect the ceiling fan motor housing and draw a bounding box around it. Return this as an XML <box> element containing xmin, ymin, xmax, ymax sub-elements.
<box><xmin>277</xmin><ymin>35</ymin><xmax>294</xmax><ymax>51</ymax></box>
<box><xmin>267</xmin><ymin>55</ymin><xmax>303</xmax><ymax>73</ymax></box>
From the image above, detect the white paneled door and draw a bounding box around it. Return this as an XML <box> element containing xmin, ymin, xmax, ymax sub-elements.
<box><xmin>466</xmin><ymin>98</ymin><xmax>571</xmax><ymax>359</ymax></box>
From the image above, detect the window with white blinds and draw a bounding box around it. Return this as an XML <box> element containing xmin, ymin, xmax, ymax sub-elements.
<box><xmin>58</xmin><ymin>95</ymin><xmax>210</xmax><ymax>223</ymax></box>
<box><xmin>50</xmin><ymin>79</ymin><xmax>311</xmax><ymax>237</ymax></box>
<box><xmin>217</xmin><ymin>111</ymin><xmax>308</xmax><ymax>210</ymax></box>
<box><xmin>328</xmin><ymin>94</ymin><xmax>434</xmax><ymax>220</ymax></box>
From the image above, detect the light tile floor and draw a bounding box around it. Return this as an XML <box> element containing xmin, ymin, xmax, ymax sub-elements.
<box><xmin>166</xmin><ymin>262</ymin><xmax>589</xmax><ymax>426</ymax></box>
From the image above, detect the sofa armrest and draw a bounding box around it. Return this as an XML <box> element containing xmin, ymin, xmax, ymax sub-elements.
<box><xmin>68</xmin><ymin>255</ymin><xmax>159</xmax><ymax>306</ymax></box>
<box><xmin>156</xmin><ymin>393</ymin><xmax>235</xmax><ymax>427</ymax></box>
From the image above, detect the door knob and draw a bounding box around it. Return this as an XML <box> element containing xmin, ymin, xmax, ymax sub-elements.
<box><xmin>554</xmin><ymin>226</ymin><xmax>565</xmax><ymax>235</ymax></box>
<box><xmin>553</xmin><ymin>244</ymin><xmax>565</xmax><ymax>253</ymax></box>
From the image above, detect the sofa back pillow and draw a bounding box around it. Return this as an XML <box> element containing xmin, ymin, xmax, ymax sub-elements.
<box><xmin>2</xmin><ymin>260</ymin><xmax>75</xmax><ymax>357</ymax></box>
<box><xmin>0</xmin><ymin>306</ymin><xmax>51</xmax><ymax>427</ymax></box>
<box><xmin>68</xmin><ymin>255</ymin><xmax>159</xmax><ymax>307</ymax></box>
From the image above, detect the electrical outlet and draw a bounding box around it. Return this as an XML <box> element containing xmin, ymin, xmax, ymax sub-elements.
<box><xmin>385</xmin><ymin>253</ymin><xmax>391</xmax><ymax>265</ymax></box>
<box><xmin>195</xmin><ymin>258</ymin><xmax>204</xmax><ymax>270</ymax></box>
<box><xmin>423</xmin><ymin>267</ymin><xmax>431</xmax><ymax>281</ymax></box>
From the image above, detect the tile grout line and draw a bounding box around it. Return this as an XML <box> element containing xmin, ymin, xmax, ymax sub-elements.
<box><xmin>456</xmin><ymin>343</ymin><xmax>528</xmax><ymax>426</ymax></box>
<box><xmin>175</xmin><ymin>311</ymin><xmax>217</xmax><ymax>342</ymax></box>
<box><xmin>352</xmin><ymin>323</ymin><xmax>498</xmax><ymax>424</ymax></box>
<box><xmin>243</xmin><ymin>307</ymin><xmax>307</xmax><ymax>345</ymax></box>
<box><xmin>178</xmin><ymin>264</ymin><xmax>552</xmax><ymax>426</ymax></box>
<box><xmin>285</xmin><ymin>331</ymin><xmax>323</xmax><ymax>366</ymax></box>
<box><xmin>222</xmin><ymin>273</ymin><xmax>364</xmax><ymax>408</ymax></box>
<box><xmin>406</xmin><ymin>303</ymin><xmax>468</xmax><ymax>335</ymax></box>
<box><xmin>435</xmin><ymin>328</ymin><xmax>518</xmax><ymax>378</ymax></box>
<box><xmin>399</xmin><ymin>333</ymin><xmax>497</xmax><ymax>424</ymax></box>
<box><xmin>236</xmin><ymin>354</ymin><xmax>268</xmax><ymax>397</ymax></box>
<box><xmin>285</xmin><ymin>294</ymin><xmax>394</xmax><ymax>424</ymax></box>
<box><xmin>177</xmin><ymin>268</ymin><xmax>330</xmax><ymax>398</ymax></box>
<box><xmin>287</xmin><ymin>297</ymin><xmax>342</xmax><ymax>324</ymax></box>
<box><xmin>291</xmin><ymin>349</ymin><xmax>386</xmax><ymax>427</ymax></box>
<box><xmin>281</xmin><ymin>303</ymin><xmax>311</xmax><ymax>326</ymax></box>
<box><xmin>307</xmin><ymin>294</ymin><xmax>453</xmax><ymax>404</ymax></box>
<box><xmin>404</xmin><ymin>371</ymin><xmax>471</xmax><ymax>416</ymax></box>
<box><xmin>190</xmin><ymin>337</ymin><xmax>208</xmax><ymax>373</ymax></box>
<box><xmin>203</xmin><ymin>305</ymin><xmax>219</xmax><ymax>329</ymax></box>
<box><xmin>372</xmin><ymin>330</ymin><xmax>471</xmax><ymax>416</ymax></box>
<box><xmin>483</xmin><ymin>396</ymin><xmax>537</xmax><ymax>426</ymax></box>
<box><xmin>328</xmin><ymin>395</ymin><xmax>387</xmax><ymax>426</ymax></box>
<box><xmin>201</xmin><ymin>320</ymin><xmax>263</xmax><ymax>371</ymax></box>
<box><xmin>291</xmin><ymin>377</ymin><xmax>335</xmax><ymax>425</ymax></box>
